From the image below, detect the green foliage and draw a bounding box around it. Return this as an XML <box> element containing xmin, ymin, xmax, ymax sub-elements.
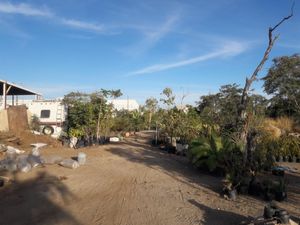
<box><xmin>189</xmin><ymin>135</ymin><xmax>222</xmax><ymax>172</ymax></box>
<box><xmin>280</xmin><ymin>135</ymin><xmax>300</xmax><ymax>157</ymax></box>
<box><xmin>197</xmin><ymin>83</ymin><xmax>267</xmax><ymax>133</ymax></box>
<box><xmin>144</xmin><ymin>97</ymin><xmax>158</xmax><ymax>129</ymax></box>
<box><xmin>30</xmin><ymin>115</ymin><xmax>40</xmax><ymax>131</ymax></box>
<box><xmin>255</xmin><ymin>134</ymin><xmax>300</xmax><ymax>168</ymax></box>
<box><xmin>69</xmin><ymin>127</ymin><xmax>84</xmax><ymax>138</ymax></box>
<box><xmin>263</xmin><ymin>54</ymin><xmax>300</xmax><ymax>118</ymax></box>
<box><xmin>157</xmin><ymin>88</ymin><xmax>202</xmax><ymax>144</ymax></box>
<box><xmin>63</xmin><ymin>89</ymin><xmax>121</xmax><ymax>139</ymax></box>
<box><xmin>160</xmin><ymin>87</ymin><xmax>175</xmax><ymax>108</ymax></box>
<box><xmin>112</xmin><ymin>109</ymin><xmax>146</xmax><ymax>132</ymax></box>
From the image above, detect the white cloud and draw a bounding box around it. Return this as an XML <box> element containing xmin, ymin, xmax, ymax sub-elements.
<box><xmin>128</xmin><ymin>41</ymin><xmax>248</xmax><ymax>76</ymax></box>
<box><xmin>0</xmin><ymin>2</ymin><xmax>107</xmax><ymax>34</ymax></box>
<box><xmin>119</xmin><ymin>12</ymin><xmax>181</xmax><ymax>56</ymax></box>
<box><xmin>60</xmin><ymin>18</ymin><xmax>104</xmax><ymax>33</ymax></box>
<box><xmin>0</xmin><ymin>2</ymin><xmax>52</xmax><ymax>17</ymax></box>
<box><xmin>143</xmin><ymin>13</ymin><xmax>179</xmax><ymax>43</ymax></box>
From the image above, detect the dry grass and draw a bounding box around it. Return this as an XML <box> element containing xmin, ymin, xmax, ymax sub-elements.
<box><xmin>261</xmin><ymin>117</ymin><xmax>295</xmax><ymax>139</ymax></box>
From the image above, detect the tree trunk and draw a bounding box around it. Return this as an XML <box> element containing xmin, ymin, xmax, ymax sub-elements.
<box><xmin>237</xmin><ymin>7</ymin><xmax>293</xmax><ymax>165</ymax></box>
<box><xmin>148</xmin><ymin>111</ymin><xmax>152</xmax><ymax>130</ymax></box>
<box><xmin>96</xmin><ymin>105</ymin><xmax>101</xmax><ymax>143</ymax></box>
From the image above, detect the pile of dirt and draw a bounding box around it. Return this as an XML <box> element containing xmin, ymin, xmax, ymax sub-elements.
<box><xmin>0</xmin><ymin>130</ymin><xmax>60</xmax><ymax>152</ymax></box>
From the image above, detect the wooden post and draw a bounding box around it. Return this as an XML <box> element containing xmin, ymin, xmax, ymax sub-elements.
<box><xmin>2</xmin><ymin>82</ymin><xmax>7</xmax><ymax>109</ymax></box>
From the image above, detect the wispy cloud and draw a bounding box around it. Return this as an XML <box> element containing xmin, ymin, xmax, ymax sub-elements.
<box><xmin>60</xmin><ymin>18</ymin><xmax>104</xmax><ymax>33</ymax></box>
<box><xmin>119</xmin><ymin>11</ymin><xmax>181</xmax><ymax>56</ymax></box>
<box><xmin>0</xmin><ymin>2</ymin><xmax>52</xmax><ymax>17</ymax></box>
<box><xmin>143</xmin><ymin>13</ymin><xmax>179</xmax><ymax>44</ymax></box>
<box><xmin>127</xmin><ymin>41</ymin><xmax>248</xmax><ymax>76</ymax></box>
<box><xmin>0</xmin><ymin>2</ymin><xmax>107</xmax><ymax>34</ymax></box>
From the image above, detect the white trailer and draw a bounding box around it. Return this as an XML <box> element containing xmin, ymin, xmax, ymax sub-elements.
<box><xmin>24</xmin><ymin>99</ymin><xmax>67</xmax><ymax>137</ymax></box>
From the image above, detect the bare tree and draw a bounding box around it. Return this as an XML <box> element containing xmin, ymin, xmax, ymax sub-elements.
<box><xmin>237</xmin><ymin>2</ymin><xmax>294</xmax><ymax>164</ymax></box>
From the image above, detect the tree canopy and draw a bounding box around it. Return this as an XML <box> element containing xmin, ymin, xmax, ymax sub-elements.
<box><xmin>263</xmin><ymin>54</ymin><xmax>300</xmax><ymax>118</ymax></box>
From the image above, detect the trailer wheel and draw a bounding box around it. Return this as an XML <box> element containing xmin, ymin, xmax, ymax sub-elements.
<box><xmin>43</xmin><ymin>126</ymin><xmax>54</xmax><ymax>135</ymax></box>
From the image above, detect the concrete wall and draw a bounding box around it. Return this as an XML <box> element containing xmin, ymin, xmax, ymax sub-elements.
<box><xmin>0</xmin><ymin>109</ymin><xmax>9</xmax><ymax>132</ymax></box>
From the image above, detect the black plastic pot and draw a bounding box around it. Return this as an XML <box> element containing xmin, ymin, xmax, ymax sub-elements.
<box><xmin>0</xmin><ymin>179</ymin><xmax>4</xmax><ymax>187</ymax></box>
<box><xmin>264</xmin><ymin>205</ymin><xmax>276</xmax><ymax>219</ymax></box>
<box><xmin>276</xmin><ymin>210</ymin><xmax>290</xmax><ymax>224</ymax></box>
<box><xmin>275</xmin><ymin>191</ymin><xmax>287</xmax><ymax>201</ymax></box>
<box><xmin>239</xmin><ymin>185</ymin><xmax>249</xmax><ymax>195</ymax></box>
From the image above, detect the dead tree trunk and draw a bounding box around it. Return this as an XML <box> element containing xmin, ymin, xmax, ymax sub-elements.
<box><xmin>237</xmin><ymin>4</ymin><xmax>294</xmax><ymax>164</ymax></box>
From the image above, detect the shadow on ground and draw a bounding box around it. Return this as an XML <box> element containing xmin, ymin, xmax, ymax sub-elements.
<box><xmin>0</xmin><ymin>171</ymin><xmax>81</xmax><ymax>225</ymax></box>
<box><xmin>107</xmin><ymin>136</ymin><xmax>223</xmax><ymax>194</ymax></box>
<box><xmin>188</xmin><ymin>199</ymin><xmax>251</xmax><ymax>225</ymax></box>
<box><xmin>107</xmin><ymin>135</ymin><xmax>300</xmax><ymax>222</ymax></box>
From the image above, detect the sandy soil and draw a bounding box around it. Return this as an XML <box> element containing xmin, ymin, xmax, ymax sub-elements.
<box><xmin>0</xmin><ymin>133</ymin><xmax>299</xmax><ymax>225</ymax></box>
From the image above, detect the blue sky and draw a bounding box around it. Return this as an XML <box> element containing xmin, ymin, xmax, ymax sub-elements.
<box><xmin>0</xmin><ymin>0</ymin><xmax>299</xmax><ymax>105</ymax></box>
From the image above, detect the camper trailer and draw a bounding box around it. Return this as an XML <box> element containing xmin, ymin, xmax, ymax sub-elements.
<box><xmin>25</xmin><ymin>99</ymin><xmax>67</xmax><ymax>136</ymax></box>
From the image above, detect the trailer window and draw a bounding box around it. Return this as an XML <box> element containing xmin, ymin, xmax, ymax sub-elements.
<box><xmin>41</xmin><ymin>110</ymin><xmax>50</xmax><ymax>118</ymax></box>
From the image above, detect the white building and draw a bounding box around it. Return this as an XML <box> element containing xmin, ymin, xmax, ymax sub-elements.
<box><xmin>107</xmin><ymin>99</ymin><xmax>139</xmax><ymax>111</ymax></box>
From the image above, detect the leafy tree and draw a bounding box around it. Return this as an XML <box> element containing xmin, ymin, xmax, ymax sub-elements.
<box><xmin>158</xmin><ymin>88</ymin><xmax>202</xmax><ymax>145</ymax></box>
<box><xmin>112</xmin><ymin>109</ymin><xmax>145</xmax><ymax>132</ymax></box>
<box><xmin>263</xmin><ymin>54</ymin><xmax>300</xmax><ymax>118</ymax></box>
<box><xmin>160</xmin><ymin>87</ymin><xmax>175</xmax><ymax>108</ymax></box>
<box><xmin>144</xmin><ymin>97</ymin><xmax>158</xmax><ymax>130</ymax></box>
<box><xmin>197</xmin><ymin>84</ymin><xmax>243</xmax><ymax>132</ymax></box>
<box><xmin>63</xmin><ymin>89</ymin><xmax>122</xmax><ymax>143</ymax></box>
<box><xmin>197</xmin><ymin>93</ymin><xmax>221</xmax><ymax>126</ymax></box>
<box><xmin>91</xmin><ymin>89</ymin><xmax>122</xmax><ymax>141</ymax></box>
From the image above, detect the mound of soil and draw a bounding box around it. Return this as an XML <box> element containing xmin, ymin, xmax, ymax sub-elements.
<box><xmin>0</xmin><ymin>130</ymin><xmax>60</xmax><ymax>151</ymax></box>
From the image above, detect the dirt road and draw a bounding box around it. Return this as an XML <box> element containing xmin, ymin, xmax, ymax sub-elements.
<box><xmin>0</xmin><ymin>136</ymin><xmax>299</xmax><ymax>225</ymax></box>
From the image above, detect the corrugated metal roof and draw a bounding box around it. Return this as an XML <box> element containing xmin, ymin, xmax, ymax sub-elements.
<box><xmin>0</xmin><ymin>80</ymin><xmax>41</xmax><ymax>96</ymax></box>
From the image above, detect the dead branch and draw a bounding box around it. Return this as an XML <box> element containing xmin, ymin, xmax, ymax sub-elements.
<box><xmin>239</xmin><ymin>3</ymin><xmax>294</xmax><ymax>110</ymax></box>
<box><xmin>237</xmin><ymin>2</ymin><xmax>294</xmax><ymax>163</ymax></box>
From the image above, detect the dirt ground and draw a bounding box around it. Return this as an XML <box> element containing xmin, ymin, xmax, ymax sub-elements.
<box><xmin>0</xmin><ymin>132</ymin><xmax>300</xmax><ymax>225</ymax></box>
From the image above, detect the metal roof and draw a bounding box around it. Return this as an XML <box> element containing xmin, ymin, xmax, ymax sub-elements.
<box><xmin>0</xmin><ymin>80</ymin><xmax>41</xmax><ymax>96</ymax></box>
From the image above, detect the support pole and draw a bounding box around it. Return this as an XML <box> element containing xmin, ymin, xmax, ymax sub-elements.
<box><xmin>3</xmin><ymin>82</ymin><xmax>7</xmax><ymax>109</ymax></box>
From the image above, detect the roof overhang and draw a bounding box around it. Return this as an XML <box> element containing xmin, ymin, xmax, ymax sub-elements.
<box><xmin>0</xmin><ymin>80</ymin><xmax>41</xmax><ymax>96</ymax></box>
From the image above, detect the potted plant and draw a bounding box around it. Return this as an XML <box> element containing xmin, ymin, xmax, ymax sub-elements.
<box><xmin>222</xmin><ymin>174</ymin><xmax>238</xmax><ymax>201</ymax></box>
<box><xmin>274</xmin><ymin>179</ymin><xmax>287</xmax><ymax>201</ymax></box>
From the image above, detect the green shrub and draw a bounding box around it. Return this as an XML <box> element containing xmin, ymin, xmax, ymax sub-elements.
<box><xmin>280</xmin><ymin>135</ymin><xmax>300</xmax><ymax>157</ymax></box>
<box><xmin>30</xmin><ymin>115</ymin><xmax>40</xmax><ymax>131</ymax></box>
<box><xmin>189</xmin><ymin>135</ymin><xmax>222</xmax><ymax>172</ymax></box>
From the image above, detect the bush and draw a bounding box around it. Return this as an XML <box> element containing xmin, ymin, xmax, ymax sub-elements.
<box><xmin>255</xmin><ymin>134</ymin><xmax>300</xmax><ymax>167</ymax></box>
<box><xmin>30</xmin><ymin>115</ymin><xmax>40</xmax><ymax>131</ymax></box>
<box><xmin>262</xmin><ymin>117</ymin><xmax>295</xmax><ymax>139</ymax></box>
<box><xmin>189</xmin><ymin>135</ymin><xmax>222</xmax><ymax>172</ymax></box>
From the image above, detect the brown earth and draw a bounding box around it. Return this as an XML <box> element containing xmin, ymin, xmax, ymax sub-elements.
<box><xmin>0</xmin><ymin>130</ymin><xmax>60</xmax><ymax>150</ymax></box>
<box><xmin>0</xmin><ymin>133</ymin><xmax>299</xmax><ymax>225</ymax></box>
